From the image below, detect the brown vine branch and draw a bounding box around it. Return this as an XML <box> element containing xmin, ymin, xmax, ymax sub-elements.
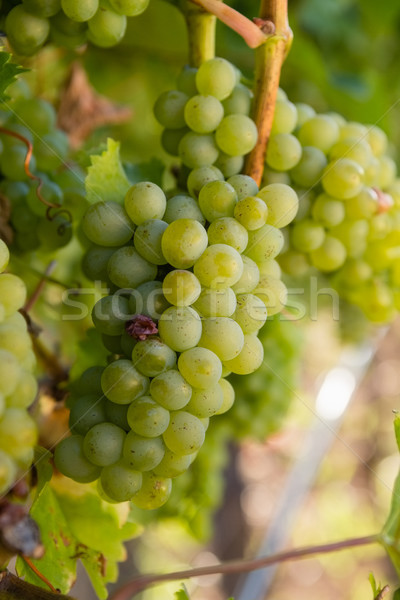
<box><xmin>0</xmin><ymin>571</ymin><xmax>74</xmax><ymax>600</ymax></box>
<box><xmin>109</xmin><ymin>535</ymin><xmax>379</xmax><ymax>600</ymax></box>
<box><xmin>190</xmin><ymin>0</ymin><xmax>270</xmax><ymax>48</ymax></box>
<box><xmin>374</xmin><ymin>585</ymin><xmax>390</xmax><ymax>600</ymax></box>
<box><xmin>244</xmin><ymin>0</ymin><xmax>293</xmax><ymax>186</ymax></box>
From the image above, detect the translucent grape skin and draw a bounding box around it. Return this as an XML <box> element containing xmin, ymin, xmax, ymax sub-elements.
<box><xmin>131</xmin><ymin>471</ymin><xmax>172</xmax><ymax>509</ymax></box>
<box><xmin>54</xmin><ymin>435</ymin><xmax>101</xmax><ymax>483</ymax></box>
<box><xmin>161</xmin><ymin>218</ymin><xmax>208</xmax><ymax>269</ymax></box>
<box><xmin>101</xmin><ymin>359</ymin><xmax>149</xmax><ymax>405</ymax></box>
<box><xmin>158</xmin><ymin>305</ymin><xmax>202</xmax><ymax>352</ymax></box>
<box><xmin>83</xmin><ymin>423</ymin><xmax>126</xmax><ymax>466</ymax></box>
<box><xmin>194</xmin><ymin>244</ymin><xmax>243</xmax><ymax>289</ymax></box>
<box><xmin>215</xmin><ymin>115</ymin><xmax>258</xmax><ymax>157</ymax></box>
<box><xmin>195</xmin><ymin>57</ymin><xmax>237</xmax><ymax>101</ymax></box>
<box><xmin>163</xmin><ymin>410</ymin><xmax>206</xmax><ymax>455</ymax></box>
<box><xmin>82</xmin><ymin>201</ymin><xmax>134</xmax><ymax>247</ymax></box>
<box><xmin>124</xmin><ymin>182</ymin><xmax>166</xmax><ymax>225</ymax></box>
<box><xmin>178</xmin><ymin>347</ymin><xmax>222</xmax><ymax>389</ymax></box>
<box><xmin>162</xmin><ymin>270</ymin><xmax>202</xmax><ymax>306</ymax></box>
<box><xmin>150</xmin><ymin>370</ymin><xmax>192</xmax><ymax>411</ymax></box>
<box><xmin>198</xmin><ymin>180</ymin><xmax>238</xmax><ymax>222</ymax></box>
<box><xmin>131</xmin><ymin>337</ymin><xmax>176</xmax><ymax>377</ymax></box>
<box><xmin>198</xmin><ymin>317</ymin><xmax>244</xmax><ymax>361</ymax></box>
<box><xmin>127</xmin><ymin>395</ymin><xmax>170</xmax><ymax>437</ymax></box>
<box><xmin>123</xmin><ymin>431</ymin><xmax>165</xmax><ymax>471</ymax></box>
<box><xmin>184</xmin><ymin>94</ymin><xmax>224</xmax><ymax>134</ymax></box>
<box><xmin>100</xmin><ymin>460</ymin><xmax>142</xmax><ymax>502</ymax></box>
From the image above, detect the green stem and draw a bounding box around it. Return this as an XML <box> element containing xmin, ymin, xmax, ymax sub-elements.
<box><xmin>109</xmin><ymin>534</ymin><xmax>379</xmax><ymax>600</ymax></box>
<box><xmin>184</xmin><ymin>2</ymin><xmax>216</xmax><ymax>67</ymax></box>
<box><xmin>244</xmin><ymin>0</ymin><xmax>293</xmax><ymax>186</ymax></box>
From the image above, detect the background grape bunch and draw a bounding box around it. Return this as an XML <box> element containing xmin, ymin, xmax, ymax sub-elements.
<box><xmin>0</xmin><ymin>239</ymin><xmax>38</xmax><ymax>495</ymax></box>
<box><xmin>0</xmin><ymin>0</ymin><xmax>150</xmax><ymax>56</ymax></box>
<box><xmin>54</xmin><ymin>56</ymin><xmax>301</xmax><ymax>509</ymax></box>
<box><xmin>262</xmin><ymin>90</ymin><xmax>400</xmax><ymax>323</ymax></box>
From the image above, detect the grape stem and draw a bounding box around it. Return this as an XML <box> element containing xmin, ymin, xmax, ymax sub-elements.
<box><xmin>109</xmin><ymin>534</ymin><xmax>379</xmax><ymax>600</ymax></box>
<box><xmin>189</xmin><ymin>0</ymin><xmax>272</xmax><ymax>49</ymax></box>
<box><xmin>184</xmin><ymin>1</ymin><xmax>217</xmax><ymax>67</ymax></box>
<box><xmin>244</xmin><ymin>0</ymin><xmax>293</xmax><ymax>186</ymax></box>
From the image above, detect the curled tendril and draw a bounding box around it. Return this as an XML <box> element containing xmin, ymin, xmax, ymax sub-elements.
<box><xmin>45</xmin><ymin>206</ymin><xmax>73</xmax><ymax>233</ymax></box>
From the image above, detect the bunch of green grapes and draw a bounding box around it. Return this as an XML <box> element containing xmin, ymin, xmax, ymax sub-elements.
<box><xmin>155</xmin><ymin>57</ymin><xmax>257</xmax><ymax>178</ymax></box>
<box><xmin>1</xmin><ymin>0</ymin><xmax>150</xmax><ymax>55</ymax></box>
<box><xmin>263</xmin><ymin>90</ymin><xmax>400</xmax><ymax>323</ymax></box>
<box><xmin>54</xmin><ymin>58</ymin><xmax>300</xmax><ymax>508</ymax></box>
<box><xmin>0</xmin><ymin>79</ymin><xmax>85</xmax><ymax>254</ymax></box>
<box><xmin>0</xmin><ymin>239</ymin><xmax>38</xmax><ymax>496</ymax></box>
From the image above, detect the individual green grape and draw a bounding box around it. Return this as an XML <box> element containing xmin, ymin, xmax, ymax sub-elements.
<box><xmin>195</xmin><ymin>57</ymin><xmax>236</xmax><ymax>101</ymax></box>
<box><xmin>215</xmin><ymin>378</ymin><xmax>235</xmax><ymax>415</ymax></box>
<box><xmin>87</xmin><ymin>5</ymin><xmax>127</xmax><ymax>47</ymax></box>
<box><xmin>133</xmin><ymin>219</ymin><xmax>168</xmax><ymax>265</ymax></box>
<box><xmin>101</xmin><ymin>460</ymin><xmax>142</xmax><ymax>502</ymax></box>
<box><xmin>291</xmin><ymin>219</ymin><xmax>325</xmax><ymax>252</ymax></box>
<box><xmin>129</xmin><ymin>281</ymin><xmax>170</xmax><ymax>320</ymax></box>
<box><xmin>244</xmin><ymin>224</ymin><xmax>284</xmax><ymax>262</ymax></box>
<box><xmin>194</xmin><ymin>244</ymin><xmax>243</xmax><ymax>289</ymax></box>
<box><xmin>107</xmin><ymin>246</ymin><xmax>157</xmax><ymax>289</ymax></box>
<box><xmin>0</xmin><ymin>408</ymin><xmax>37</xmax><ymax>463</ymax></box>
<box><xmin>223</xmin><ymin>334</ymin><xmax>264</xmax><ymax>375</ymax></box>
<box><xmin>154</xmin><ymin>90</ymin><xmax>189</xmax><ymax>129</ymax></box>
<box><xmin>266</xmin><ymin>133</ymin><xmax>302</xmax><ymax>171</ymax></box>
<box><xmin>158</xmin><ymin>306</ymin><xmax>202</xmax><ymax>352</ymax></box>
<box><xmin>178</xmin><ymin>347</ymin><xmax>222</xmax><ymax>389</ymax></box>
<box><xmin>83</xmin><ymin>423</ymin><xmax>125</xmax><ymax>466</ymax></box>
<box><xmin>290</xmin><ymin>146</ymin><xmax>328</xmax><ymax>188</ymax></box>
<box><xmin>193</xmin><ymin>286</ymin><xmax>236</xmax><ymax>317</ymax></box>
<box><xmin>298</xmin><ymin>114</ymin><xmax>339</xmax><ymax>152</ymax></box>
<box><xmin>161</xmin><ymin>218</ymin><xmax>208</xmax><ymax>269</ymax></box>
<box><xmin>163</xmin><ymin>195</ymin><xmax>205</xmax><ymax>225</ymax></box>
<box><xmin>0</xmin><ymin>274</ymin><xmax>27</xmax><ymax>317</ymax></box>
<box><xmin>123</xmin><ymin>432</ymin><xmax>165</xmax><ymax>471</ymax></box>
<box><xmin>186</xmin><ymin>166</ymin><xmax>224</xmax><ymax>199</ymax></box>
<box><xmin>185</xmin><ymin>384</ymin><xmax>223</xmax><ymax>418</ymax></box>
<box><xmin>295</xmin><ymin>102</ymin><xmax>316</xmax><ymax>127</ymax></box>
<box><xmin>163</xmin><ymin>410</ymin><xmax>205</xmax><ymax>454</ymax></box>
<box><xmin>233</xmin><ymin>293</ymin><xmax>268</xmax><ymax>333</ymax></box>
<box><xmin>367</xmin><ymin>125</ymin><xmax>388</xmax><ymax>157</ymax></box>
<box><xmin>272</xmin><ymin>247</ymin><xmax>309</xmax><ymax>276</ymax></box>
<box><xmin>37</xmin><ymin>215</ymin><xmax>73</xmax><ymax>250</ymax></box>
<box><xmin>0</xmin><ymin>449</ymin><xmax>17</xmax><ymax>495</ymax></box>
<box><xmin>150</xmin><ymin>370</ymin><xmax>192</xmax><ymax>411</ymax></box>
<box><xmin>82</xmin><ymin>201</ymin><xmax>134</xmax><ymax>247</ymax></box>
<box><xmin>109</xmin><ymin>0</ymin><xmax>149</xmax><ymax>17</ymax></box>
<box><xmin>232</xmin><ymin>256</ymin><xmax>260</xmax><ymax>294</ymax></box>
<box><xmin>184</xmin><ymin>95</ymin><xmax>224</xmax><ymax>133</ymax></box>
<box><xmin>207</xmin><ymin>217</ymin><xmax>248</xmax><ymax>253</ymax></box>
<box><xmin>271</xmin><ymin>99</ymin><xmax>298</xmax><ymax>134</ymax></box>
<box><xmin>127</xmin><ymin>396</ymin><xmax>170</xmax><ymax>437</ymax></box>
<box><xmin>22</xmin><ymin>0</ymin><xmax>61</xmax><ymax>17</ymax></box>
<box><xmin>54</xmin><ymin>435</ymin><xmax>101</xmax><ymax>483</ymax></box>
<box><xmin>0</xmin><ymin>240</ymin><xmax>10</xmax><ymax>273</ymax></box>
<box><xmin>339</xmin><ymin>122</ymin><xmax>368</xmax><ymax>141</ymax></box>
<box><xmin>161</xmin><ymin>127</ymin><xmax>189</xmax><ymax>156</ymax></box>
<box><xmin>82</xmin><ymin>245</ymin><xmax>116</xmax><ymax>282</ymax></box>
<box><xmin>359</xmin><ymin>281</ymin><xmax>395</xmax><ymax>323</ymax></box>
<box><xmin>178</xmin><ymin>132</ymin><xmax>219</xmax><ymax>169</ymax></box>
<box><xmin>263</xmin><ymin>167</ymin><xmax>292</xmax><ymax>186</ymax></box>
<box><xmin>311</xmin><ymin>193</ymin><xmax>345</xmax><ymax>227</ymax></box>
<box><xmin>233</xmin><ymin>196</ymin><xmax>268</xmax><ymax>231</ymax></box>
<box><xmin>75</xmin><ymin>366</ymin><xmax>105</xmax><ymax>396</ymax></box>
<box><xmin>13</xmin><ymin>96</ymin><xmax>56</xmax><ymax>134</ymax></box>
<box><xmin>345</xmin><ymin>187</ymin><xmax>378</xmax><ymax>219</ymax></box>
<box><xmin>198</xmin><ymin>180</ymin><xmax>237</xmax><ymax>222</ymax></box>
<box><xmin>257</xmin><ymin>183</ymin><xmax>299</xmax><ymax>228</ymax></box>
<box><xmin>222</xmin><ymin>84</ymin><xmax>253</xmax><ymax>115</ymax></box>
<box><xmin>131</xmin><ymin>471</ymin><xmax>172</xmax><ymax>509</ymax></box>
<box><xmin>101</xmin><ymin>359</ymin><xmax>149</xmax><ymax>404</ymax></box>
<box><xmin>61</xmin><ymin>0</ymin><xmax>98</xmax><ymax>21</ymax></box>
<box><xmin>162</xmin><ymin>270</ymin><xmax>202</xmax><ymax>306</ymax></box>
<box><xmin>378</xmin><ymin>155</ymin><xmax>397</xmax><ymax>188</ymax></box>
<box><xmin>91</xmin><ymin>295</ymin><xmax>130</xmax><ymax>336</ymax></box>
<box><xmin>153</xmin><ymin>449</ymin><xmax>196</xmax><ymax>478</ymax></box>
<box><xmin>322</xmin><ymin>159</ymin><xmax>364</xmax><ymax>200</ymax></box>
<box><xmin>364</xmin><ymin>157</ymin><xmax>380</xmax><ymax>187</ymax></box>
<box><xmin>198</xmin><ymin>317</ymin><xmax>244</xmax><ymax>361</ymax></box>
<box><xmin>104</xmin><ymin>399</ymin><xmax>130</xmax><ymax>431</ymax></box>
<box><xmin>132</xmin><ymin>338</ymin><xmax>176</xmax><ymax>377</ymax></box>
<box><xmin>6</xmin><ymin>5</ymin><xmax>50</xmax><ymax>55</ymax></box>
<box><xmin>331</xmin><ymin>219</ymin><xmax>368</xmax><ymax>257</ymax></box>
<box><xmin>309</xmin><ymin>235</ymin><xmax>347</xmax><ymax>271</ymax></box>
<box><xmin>258</xmin><ymin>258</ymin><xmax>281</xmax><ymax>279</ymax></box>
<box><xmin>335</xmin><ymin>259</ymin><xmax>372</xmax><ymax>287</ymax></box>
<box><xmin>215</xmin><ymin>115</ymin><xmax>258</xmax><ymax>156</ymax></box>
<box><xmin>227</xmin><ymin>174</ymin><xmax>259</xmax><ymax>200</ymax></box>
<box><xmin>6</xmin><ymin>371</ymin><xmax>38</xmax><ymax>409</ymax></box>
<box><xmin>329</xmin><ymin>136</ymin><xmax>372</xmax><ymax>168</ymax></box>
<box><xmin>124</xmin><ymin>182</ymin><xmax>166</xmax><ymax>225</ymax></box>
<box><xmin>177</xmin><ymin>65</ymin><xmax>198</xmax><ymax>96</ymax></box>
<box><xmin>214</xmin><ymin>153</ymin><xmax>244</xmax><ymax>178</ymax></box>
<box><xmin>50</xmin><ymin>11</ymin><xmax>88</xmax><ymax>48</ymax></box>
<box><xmin>69</xmin><ymin>394</ymin><xmax>107</xmax><ymax>435</ymax></box>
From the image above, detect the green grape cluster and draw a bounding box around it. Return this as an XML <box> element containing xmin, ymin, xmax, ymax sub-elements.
<box><xmin>0</xmin><ymin>79</ymin><xmax>84</xmax><ymax>254</ymax></box>
<box><xmin>55</xmin><ymin>59</ymin><xmax>299</xmax><ymax>507</ymax></box>
<box><xmin>1</xmin><ymin>0</ymin><xmax>149</xmax><ymax>55</ymax></box>
<box><xmin>264</xmin><ymin>90</ymin><xmax>400</xmax><ymax>323</ymax></box>
<box><xmin>155</xmin><ymin>57</ymin><xmax>258</xmax><ymax>178</ymax></box>
<box><xmin>0</xmin><ymin>239</ymin><xmax>38</xmax><ymax>496</ymax></box>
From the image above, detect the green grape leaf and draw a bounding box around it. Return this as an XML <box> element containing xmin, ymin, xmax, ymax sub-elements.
<box><xmin>394</xmin><ymin>588</ymin><xmax>400</xmax><ymax>599</ymax></box>
<box><xmin>85</xmin><ymin>138</ymin><xmax>131</xmax><ymax>205</ymax></box>
<box><xmin>380</xmin><ymin>418</ymin><xmax>400</xmax><ymax>577</ymax></box>
<box><xmin>394</xmin><ymin>412</ymin><xmax>400</xmax><ymax>452</ymax></box>
<box><xmin>174</xmin><ymin>585</ymin><xmax>190</xmax><ymax>599</ymax></box>
<box><xmin>33</xmin><ymin>446</ymin><xmax>53</xmax><ymax>499</ymax></box>
<box><xmin>0</xmin><ymin>52</ymin><xmax>27</xmax><ymax>102</ymax></box>
<box><xmin>124</xmin><ymin>157</ymin><xmax>165</xmax><ymax>188</ymax></box>
<box><xmin>17</xmin><ymin>478</ymin><xmax>141</xmax><ymax>598</ymax></box>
